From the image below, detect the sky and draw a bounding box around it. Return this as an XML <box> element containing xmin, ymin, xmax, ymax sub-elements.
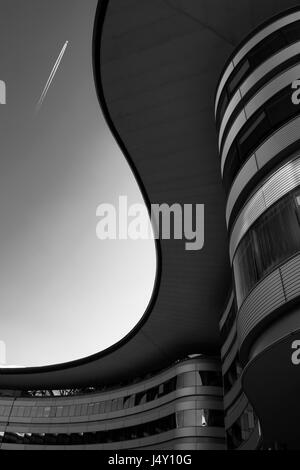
<box><xmin>0</xmin><ymin>0</ymin><xmax>156</xmax><ymax>367</ymax></box>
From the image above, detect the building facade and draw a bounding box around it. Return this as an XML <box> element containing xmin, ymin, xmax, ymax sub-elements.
<box><xmin>1</xmin><ymin>2</ymin><xmax>300</xmax><ymax>451</ymax></box>
<box><xmin>0</xmin><ymin>358</ymin><xmax>225</xmax><ymax>450</ymax></box>
<box><xmin>215</xmin><ymin>8</ymin><xmax>300</xmax><ymax>450</ymax></box>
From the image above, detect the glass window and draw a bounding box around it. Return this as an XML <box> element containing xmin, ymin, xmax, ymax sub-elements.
<box><xmin>220</xmin><ymin>303</ymin><xmax>236</xmax><ymax>343</ymax></box>
<box><xmin>176</xmin><ymin>373</ymin><xmax>185</xmax><ymax>389</ymax></box>
<box><xmin>234</xmin><ymin>191</ymin><xmax>300</xmax><ymax>306</ymax></box>
<box><xmin>135</xmin><ymin>392</ymin><xmax>147</xmax><ymax>407</ymax></box>
<box><xmin>227</xmin><ymin>422</ymin><xmax>243</xmax><ymax>449</ymax></box>
<box><xmin>30</xmin><ymin>407</ymin><xmax>38</xmax><ymax>418</ymax></box>
<box><xmin>180</xmin><ymin>409</ymin><xmax>224</xmax><ymax>428</ymax></box>
<box><xmin>93</xmin><ymin>402</ymin><xmax>100</xmax><ymax>415</ymax></box>
<box><xmin>176</xmin><ymin>410</ymin><xmax>184</xmax><ymax>428</ymax></box>
<box><xmin>238</xmin><ymin>112</ymin><xmax>267</xmax><ymax>157</ymax></box>
<box><xmin>70</xmin><ymin>433</ymin><xmax>83</xmax><ymax>445</ymax></box>
<box><xmin>163</xmin><ymin>377</ymin><xmax>177</xmax><ymax>395</ymax></box>
<box><xmin>111</xmin><ymin>399</ymin><xmax>118</xmax><ymax>412</ymax></box>
<box><xmin>80</xmin><ymin>404</ymin><xmax>88</xmax><ymax>416</ymax></box>
<box><xmin>0</xmin><ymin>413</ymin><xmax>178</xmax><ymax>446</ymax></box>
<box><xmin>104</xmin><ymin>401</ymin><xmax>111</xmax><ymax>413</ymax></box>
<box><xmin>57</xmin><ymin>434</ymin><xmax>70</xmax><ymax>445</ymax></box>
<box><xmin>266</xmin><ymin>87</ymin><xmax>297</xmax><ymax>128</ymax></box>
<box><xmin>227</xmin><ymin>404</ymin><xmax>256</xmax><ymax>449</ymax></box>
<box><xmin>208</xmin><ymin>410</ymin><xmax>225</xmax><ymax>428</ymax></box>
<box><xmin>69</xmin><ymin>405</ymin><xmax>76</xmax><ymax>417</ymax></box>
<box><xmin>10</xmin><ymin>407</ymin><xmax>18</xmax><ymax>418</ymax></box>
<box><xmin>3</xmin><ymin>406</ymin><xmax>10</xmax><ymax>418</ymax></box>
<box><xmin>16</xmin><ymin>406</ymin><xmax>25</xmax><ymax>418</ymax></box>
<box><xmin>123</xmin><ymin>396</ymin><xmax>131</xmax><ymax>410</ymax></box>
<box><xmin>197</xmin><ymin>371</ymin><xmax>222</xmax><ymax>387</ymax></box>
<box><xmin>31</xmin><ymin>433</ymin><xmax>45</xmax><ymax>445</ymax></box>
<box><xmin>75</xmin><ymin>404</ymin><xmax>82</xmax><ymax>416</ymax></box>
<box><xmin>228</xmin><ymin>60</ymin><xmax>250</xmax><ymax>94</ymax></box>
<box><xmin>4</xmin><ymin>433</ymin><xmax>23</xmax><ymax>444</ymax></box>
<box><xmin>248</xmin><ymin>33</ymin><xmax>286</xmax><ymax>68</ymax></box>
<box><xmin>281</xmin><ymin>20</ymin><xmax>300</xmax><ymax>43</ymax></box>
<box><xmin>56</xmin><ymin>406</ymin><xmax>63</xmax><ymax>418</ymax></box>
<box><xmin>45</xmin><ymin>434</ymin><xmax>57</xmax><ymax>445</ymax></box>
<box><xmin>37</xmin><ymin>407</ymin><xmax>45</xmax><ymax>418</ymax></box>
<box><xmin>222</xmin><ymin>143</ymin><xmax>241</xmax><ymax>193</ymax></box>
<box><xmin>146</xmin><ymin>386</ymin><xmax>159</xmax><ymax>402</ymax></box>
<box><xmin>233</xmin><ymin>230</ymin><xmax>259</xmax><ymax>307</ymax></box>
<box><xmin>87</xmin><ymin>432</ymin><xmax>97</xmax><ymax>445</ymax></box>
<box><xmin>222</xmin><ymin>85</ymin><xmax>300</xmax><ymax>195</ymax></box>
<box><xmin>224</xmin><ymin>355</ymin><xmax>242</xmax><ymax>394</ymax></box>
<box><xmin>99</xmin><ymin>401</ymin><xmax>106</xmax><ymax>414</ymax></box>
<box><xmin>219</xmin><ymin>19</ymin><xmax>300</xmax><ymax>134</ymax></box>
<box><xmin>117</xmin><ymin>397</ymin><xmax>124</xmax><ymax>410</ymax></box>
<box><xmin>217</xmin><ymin>90</ymin><xmax>229</xmax><ymax>127</ymax></box>
<box><xmin>23</xmin><ymin>433</ymin><xmax>32</xmax><ymax>445</ymax></box>
<box><xmin>23</xmin><ymin>407</ymin><xmax>31</xmax><ymax>418</ymax></box>
<box><xmin>43</xmin><ymin>407</ymin><xmax>51</xmax><ymax>418</ymax></box>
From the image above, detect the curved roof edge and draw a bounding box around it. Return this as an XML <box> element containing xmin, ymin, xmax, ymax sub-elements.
<box><xmin>0</xmin><ymin>0</ymin><xmax>162</xmax><ymax>388</ymax></box>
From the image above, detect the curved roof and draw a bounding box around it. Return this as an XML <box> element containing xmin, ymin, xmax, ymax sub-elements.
<box><xmin>0</xmin><ymin>0</ymin><xmax>297</xmax><ymax>389</ymax></box>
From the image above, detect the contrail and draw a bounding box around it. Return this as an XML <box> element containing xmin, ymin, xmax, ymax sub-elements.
<box><xmin>36</xmin><ymin>41</ymin><xmax>69</xmax><ymax>112</ymax></box>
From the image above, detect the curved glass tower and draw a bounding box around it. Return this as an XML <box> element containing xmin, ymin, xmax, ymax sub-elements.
<box><xmin>216</xmin><ymin>8</ymin><xmax>300</xmax><ymax>450</ymax></box>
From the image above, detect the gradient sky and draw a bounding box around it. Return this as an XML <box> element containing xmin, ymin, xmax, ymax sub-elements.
<box><xmin>0</xmin><ymin>0</ymin><xmax>156</xmax><ymax>367</ymax></box>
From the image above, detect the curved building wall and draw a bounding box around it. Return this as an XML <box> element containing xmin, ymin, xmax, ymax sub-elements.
<box><xmin>216</xmin><ymin>7</ymin><xmax>300</xmax><ymax>449</ymax></box>
<box><xmin>219</xmin><ymin>295</ymin><xmax>261</xmax><ymax>450</ymax></box>
<box><xmin>0</xmin><ymin>358</ymin><xmax>225</xmax><ymax>450</ymax></box>
<box><xmin>215</xmin><ymin>8</ymin><xmax>300</xmax><ymax>228</ymax></box>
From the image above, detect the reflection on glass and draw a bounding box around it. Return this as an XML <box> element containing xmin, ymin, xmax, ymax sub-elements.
<box><xmin>234</xmin><ymin>189</ymin><xmax>300</xmax><ymax>306</ymax></box>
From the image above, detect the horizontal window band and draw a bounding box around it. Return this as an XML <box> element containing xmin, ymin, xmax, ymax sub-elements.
<box><xmin>216</xmin><ymin>22</ymin><xmax>300</xmax><ymax>127</ymax></box>
<box><xmin>219</xmin><ymin>53</ymin><xmax>300</xmax><ymax>157</ymax></box>
<box><xmin>233</xmin><ymin>190</ymin><xmax>300</xmax><ymax>310</ymax></box>
<box><xmin>221</xmin><ymin>84</ymin><xmax>300</xmax><ymax>198</ymax></box>
<box><xmin>237</xmin><ymin>254</ymin><xmax>300</xmax><ymax>365</ymax></box>
<box><xmin>218</xmin><ymin>41</ymin><xmax>300</xmax><ymax>149</ymax></box>
<box><xmin>215</xmin><ymin>9</ymin><xmax>300</xmax><ymax>113</ymax></box>
<box><xmin>225</xmin><ymin>115</ymin><xmax>300</xmax><ymax>227</ymax></box>
<box><xmin>221</xmin><ymin>62</ymin><xmax>300</xmax><ymax>174</ymax></box>
<box><xmin>229</xmin><ymin>156</ymin><xmax>300</xmax><ymax>263</ymax></box>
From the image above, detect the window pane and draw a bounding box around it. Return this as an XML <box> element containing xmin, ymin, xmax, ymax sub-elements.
<box><xmin>234</xmin><ymin>191</ymin><xmax>300</xmax><ymax>305</ymax></box>
<box><xmin>228</xmin><ymin>60</ymin><xmax>250</xmax><ymax>94</ymax></box>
